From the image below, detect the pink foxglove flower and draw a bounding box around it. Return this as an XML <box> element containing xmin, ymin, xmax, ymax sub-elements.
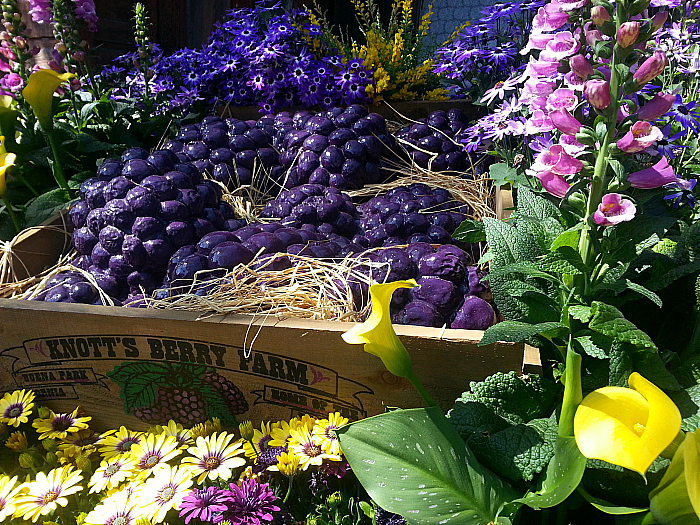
<box><xmin>525</xmin><ymin>109</ymin><xmax>555</xmax><ymax>135</ymax></box>
<box><xmin>637</xmin><ymin>93</ymin><xmax>676</xmax><ymax>120</ymax></box>
<box><xmin>521</xmin><ymin>57</ymin><xmax>560</xmax><ymax>80</ymax></box>
<box><xmin>547</xmin><ymin>88</ymin><xmax>578</xmax><ymax>112</ymax></box>
<box><xmin>634</xmin><ymin>51</ymin><xmax>669</xmax><ymax>86</ymax></box>
<box><xmin>520</xmin><ymin>34</ymin><xmax>557</xmax><ymax>55</ymax></box>
<box><xmin>541</xmin><ymin>32</ymin><xmax>581</xmax><ymax>61</ymax></box>
<box><xmin>521</xmin><ymin>78</ymin><xmax>556</xmax><ymax>101</ymax></box>
<box><xmin>584</xmin><ymin>80</ymin><xmax>611</xmax><ymax>109</ymax></box>
<box><xmin>532</xmin><ymin>145</ymin><xmax>584</xmax><ymax>175</ymax></box>
<box><xmin>651</xmin><ymin>11</ymin><xmax>668</xmax><ymax>30</ymax></box>
<box><xmin>536</xmin><ymin>171</ymin><xmax>571</xmax><ymax>198</ymax></box>
<box><xmin>591</xmin><ymin>6</ymin><xmax>610</xmax><ymax>25</ymax></box>
<box><xmin>550</xmin><ymin>0</ymin><xmax>589</xmax><ymax>11</ymax></box>
<box><xmin>530</xmin><ymin>96</ymin><xmax>548</xmax><ymax>112</ymax></box>
<box><xmin>570</xmin><ymin>54</ymin><xmax>594</xmax><ymax>80</ymax></box>
<box><xmin>28</xmin><ymin>0</ymin><xmax>52</xmax><ymax>24</ymax></box>
<box><xmin>617</xmin><ymin>121</ymin><xmax>663</xmax><ymax>153</ymax></box>
<box><xmin>559</xmin><ymin>134</ymin><xmax>587</xmax><ymax>155</ymax></box>
<box><xmin>585</xmin><ymin>29</ymin><xmax>604</xmax><ymax>47</ymax></box>
<box><xmin>550</xmin><ymin>108</ymin><xmax>582</xmax><ymax>134</ymax></box>
<box><xmin>564</xmin><ymin>71</ymin><xmax>586</xmax><ymax>91</ymax></box>
<box><xmin>532</xmin><ymin>4</ymin><xmax>569</xmax><ymax>33</ymax></box>
<box><xmin>617</xmin><ymin>22</ymin><xmax>640</xmax><ymax>48</ymax></box>
<box><xmin>593</xmin><ymin>194</ymin><xmax>636</xmax><ymax>226</ymax></box>
<box><xmin>627</xmin><ymin>157</ymin><xmax>677</xmax><ymax>189</ymax></box>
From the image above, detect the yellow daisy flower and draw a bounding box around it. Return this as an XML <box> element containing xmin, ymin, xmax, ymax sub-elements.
<box><xmin>0</xmin><ymin>389</ymin><xmax>35</xmax><ymax>427</ymax></box>
<box><xmin>58</xmin><ymin>429</ymin><xmax>101</xmax><ymax>464</ymax></box>
<box><xmin>13</xmin><ymin>465</ymin><xmax>83</xmax><ymax>522</ymax></box>
<box><xmin>139</xmin><ymin>465</ymin><xmax>193</xmax><ymax>524</ymax></box>
<box><xmin>83</xmin><ymin>488</ymin><xmax>145</xmax><ymax>525</ymax></box>
<box><xmin>288</xmin><ymin>425</ymin><xmax>341</xmax><ymax>470</ymax></box>
<box><xmin>242</xmin><ymin>421</ymin><xmax>278</xmax><ymax>459</ymax></box>
<box><xmin>129</xmin><ymin>433</ymin><xmax>182</xmax><ymax>479</ymax></box>
<box><xmin>182</xmin><ymin>432</ymin><xmax>246</xmax><ymax>484</ymax></box>
<box><xmin>32</xmin><ymin>407</ymin><xmax>91</xmax><ymax>440</ymax></box>
<box><xmin>149</xmin><ymin>420</ymin><xmax>193</xmax><ymax>449</ymax></box>
<box><xmin>0</xmin><ymin>475</ymin><xmax>22</xmax><ymax>521</ymax></box>
<box><xmin>298</xmin><ymin>414</ymin><xmax>317</xmax><ymax>431</ymax></box>
<box><xmin>89</xmin><ymin>455</ymin><xmax>138</xmax><ymax>493</ymax></box>
<box><xmin>98</xmin><ymin>427</ymin><xmax>144</xmax><ymax>459</ymax></box>
<box><xmin>189</xmin><ymin>418</ymin><xmax>221</xmax><ymax>440</ymax></box>
<box><xmin>6</xmin><ymin>431</ymin><xmax>28</xmax><ymax>451</ymax></box>
<box><xmin>272</xmin><ymin>451</ymin><xmax>301</xmax><ymax>477</ymax></box>
<box><xmin>312</xmin><ymin>413</ymin><xmax>349</xmax><ymax>456</ymax></box>
<box><xmin>268</xmin><ymin>420</ymin><xmax>295</xmax><ymax>448</ymax></box>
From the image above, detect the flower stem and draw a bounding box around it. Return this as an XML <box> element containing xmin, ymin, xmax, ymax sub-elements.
<box><xmin>407</xmin><ymin>371</ymin><xmax>437</xmax><ymax>407</ymax></box>
<box><xmin>558</xmin><ymin>342</ymin><xmax>582</xmax><ymax>438</ymax></box>
<box><xmin>283</xmin><ymin>475</ymin><xmax>294</xmax><ymax>504</ymax></box>
<box><xmin>1</xmin><ymin>194</ymin><xmax>19</xmax><ymax>234</ymax></box>
<box><xmin>45</xmin><ymin>130</ymin><xmax>71</xmax><ymax>198</ymax></box>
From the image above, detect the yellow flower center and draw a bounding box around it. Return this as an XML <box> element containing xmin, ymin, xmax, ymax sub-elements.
<box><xmin>601</xmin><ymin>203</ymin><xmax>615</xmax><ymax>213</ymax></box>
<box><xmin>205</xmin><ymin>456</ymin><xmax>221</xmax><ymax>470</ymax></box>
<box><xmin>306</xmin><ymin>444</ymin><xmax>322</xmax><ymax>457</ymax></box>
<box><xmin>110</xmin><ymin>517</ymin><xmax>128</xmax><ymax>525</ymax></box>
<box><xmin>42</xmin><ymin>491</ymin><xmax>59</xmax><ymax>505</ymax></box>
<box><xmin>105</xmin><ymin>463</ymin><xmax>120</xmax><ymax>476</ymax></box>
<box><xmin>160</xmin><ymin>486</ymin><xmax>174</xmax><ymax>502</ymax></box>
<box><xmin>144</xmin><ymin>454</ymin><xmax>160</xmax><ymax>468</ymax></box>
<box><xmin>633</xmin><ymin>422</ymin><xmax>645</xmax><ymax>436</ymax></box>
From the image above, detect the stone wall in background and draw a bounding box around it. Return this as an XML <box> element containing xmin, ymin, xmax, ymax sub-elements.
<box><xmin>422</xmin><ymin>0</ymin><xmax>495</xmax><ymax>46</ymax></box>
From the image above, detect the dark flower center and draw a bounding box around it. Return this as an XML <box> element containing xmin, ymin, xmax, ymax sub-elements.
<box><xmin>42</xmin><ymin>491</ymin><xmax>59</xmax><ymax>505</ymax></box>
<box><xmin>51</xmin><ymin>415</ymin><xmax>73</xmax><ymax>432</ymax></box>
<box><xmin>5</xmin><ymin>403</ymin><xmax>23</xmax><ymax>418</ymax></box>
<box><xmin>205</xmin><ymin>456</ymin><xmax>221</xmax><ymax>469</ymax></box>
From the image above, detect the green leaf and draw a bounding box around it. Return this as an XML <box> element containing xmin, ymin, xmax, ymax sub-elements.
<box><xmin>609</xmin><ymin>159</ymin><xmax>625</xmax><ymax>180</ymax></box>
<box><xmin>200</xmin><ymin>385</ymin><xmax>239</xmax><ymax>427</ymax></box>
<box><xmin>336</xmin><ymin>407</ymin><xmax>520</xmax><ymax>525</ymax></box>
<box><xmin>452</xmin><ymin>219</ymin><xmax>486</xmax><ymax>243</ymax></box>
<box><xmin>588</xmin><ymin>301</ymin><xmax>657</xmax><ymax>351</ymax></box>
<box><xmin>518</xmin><ymin>217</ymin><xmax>563</xmax><ymax>252</ymax></box>
<box><xmin>515</xmin><ymin>436</ymin><xmax>587</xmax><ymax>509</ymax></box>
<box><xmin>551</xmin><ymin>225</ymin><xmax>584</xmax><ymax>252</ymax></box>
<box><xmin>577</xmin><ymin>487</ymin><xmax>647</xmax><ymax>515</ymax></box>
<box><xmin>609</xmin><ymin>343</ymin><xmax>635</xmax><ymax>387</ymax></box>
<box><xmin>538</xmin><ymin>248</ymin><xmax>587</xmax><ymax>275</ymax></box>
<box><xmin>24</xmin><ymin>189</ymin><xmax>71</xmax><ymax>227</ymax></box>
<box><xmin>479</xmin><ymin>321</ymin><xmax>568</xmax><ymax>347</ymax></box>
<box><xmin>569</xmin><ymin>305</ymin><xmax>592</xmax><ymax>323</ymax></box>
<box><xmin>80</xmin><ymin>100</ymin><xmax>101</xmax><ymax>121</ymax></box>
<box><xmin>573</xmin><ymin>334</ymin><xmax>610</xmax><ymax>359</ymax></box>
<box><xmin>644</xmin><ymin>261</ymin><xmax>700</xmax><ymax>292</ymax></box>
<box><xmin>483</xmin><ymin>217</ymin><xmax>519</xmax><ymax>266</ymax></box>
<box><xmin>489</xmin><ymin>163</ymin><xmax>519</xmax><ymax>187</ymax></box>
<box><xmin>635</xmin><ymin>353</ymin><xmax>682</xmax><ymax>392</ymax></box>
<box><xmin>623</xmin><ymin>281</ymin><xmax>662</xmax><ymax>307</ymax></box>
<box><xmin>485</xmin><ymin>261</ymin><xmax>561</xmax><ymax>284</ymax></box>
<box><xmin>516</xmin><ymin>188</ymin><xmax>561</xmax><ymax>220</ymax></box>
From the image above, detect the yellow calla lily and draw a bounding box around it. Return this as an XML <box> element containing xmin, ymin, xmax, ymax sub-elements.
<box><xmin>574</xmin><ymin>372</ymin><xmax>682</xmax><ymax>476</ymax></box>
<box><xmin>0</xmin><ymin>136</ymin><xmax>16</xmax><ymax>196</ymax></box>
<box><xmin>341</xmin><ymin>279</ymin><xmax>417</xmax><ymax>378</ymax></box>
<box><xmin>0</xmin><ymin>95</ymin><xmax>14</xmax><ymax>113</ymax></box>
<box><xmin>649</xmin><ymin>430</ymin><xmax>700</xmax><ymax>525</ymax></box>
<box><xmin>21</xmin><ymin>69</ymin><xmax>75</xmax><ymax>130</ymax></box>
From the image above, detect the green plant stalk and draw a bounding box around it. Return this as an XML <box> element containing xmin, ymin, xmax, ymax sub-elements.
<box><xmin>1</xmin><ymin>194</ymin><xmax>20</xmax><ymax>234</ymax></box>
<box><xmin>406</xmin><ymin>370</ymin><xmax>437</xmax><ymax>407</ymax></box>
<box><xmin>558</xmin><ymin>342</ymin><xmax>582</xmax><ymax>437</ymax></box>
<box><xmin>283</xmin><ymin>475</ymin><xmax>294</xmax><ymax>504</ymax></box>
<box><xmin>45</xmin><ymin>129</ymin><xmax>71</xmax><ymax>196</ymax></box>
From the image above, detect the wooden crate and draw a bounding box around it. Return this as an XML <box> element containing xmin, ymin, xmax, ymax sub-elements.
<box><xmin>0</xmin><ymin>298</ymin><xmax>524</xmax><ymax>430</ymax></box>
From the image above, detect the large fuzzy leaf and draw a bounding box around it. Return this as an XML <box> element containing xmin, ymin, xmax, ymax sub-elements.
<box><xmin>336</xmin><ymin>407</ymin><xmax>519</xmax><ymax>525</ymax></box>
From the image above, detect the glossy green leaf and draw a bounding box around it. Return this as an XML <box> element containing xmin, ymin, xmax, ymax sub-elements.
<box><xmin>577</xmin><ymin>487</ymin><xmax>648</xmax><ymax>515</ymax></box>
<box><xmin>336</xmin><ymin>407</ymin><xmax>520</xmax><ymax>525</ymax></box>
<box><xmin>479</xmin><ymin>321</ymin><xmax>568</xmax><ymax>347</ymax></box>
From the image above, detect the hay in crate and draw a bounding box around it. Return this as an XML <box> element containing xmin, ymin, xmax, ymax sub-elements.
<box><xmin>140</xmin><ymin>251</ymin><xmax>386</xmax><ymax>322</ymax></box>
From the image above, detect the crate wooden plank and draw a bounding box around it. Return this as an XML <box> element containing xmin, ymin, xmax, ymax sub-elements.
<box><xmin>0</xmin><ymin>298</ymin><xmax>523</xmax><ymax>430</ymax></box>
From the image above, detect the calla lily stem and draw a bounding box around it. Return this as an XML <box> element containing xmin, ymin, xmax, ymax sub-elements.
<box><xmin>406</xmin><ymin>371</ymin><xmax>437</xmax><ymax>408</ymax></box>
<box><xmin>1</xmin><ymin>194</ymin><xmax>20</xmax><ymax>234</ymax></box>
<box><xmin>45</xmin><ymin>129</ymin><xmax>71</xmax><ymax>198</ymax></box>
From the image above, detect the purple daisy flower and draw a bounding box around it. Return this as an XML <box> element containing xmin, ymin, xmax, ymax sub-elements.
<box><xmin>664</xmin><ymin>178</ymin><xmax>697</xmax><ymax>209</ymax></box>
<box><xmin>222</xmin><ymin>479</ymin><xmax>280</xmax><ymax>525</ymax></box>
<box><xmin>665</xmin><ymin>95</ymin><xmax>700</xmax><ymax>133</ymax></box>
<box><xmin>180</xmin><ymin>487</ymin><xmax>230</xmax><ymax>524</ymax></box>
<box><xmin>648</xmin><ymin>122</ymin><xmax>687</xmax><ymax>159</ymax></box>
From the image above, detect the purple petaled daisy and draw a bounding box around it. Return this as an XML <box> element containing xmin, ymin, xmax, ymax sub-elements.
<box><xmin>665</xmin><ymin>95</ymin><xmax>700</xmax><ymax>133</ymax></box>
<box><xmin>648</xmin><ymin>122</ymin><xmax>687</xmax><ymax>160</ymax></box>
<box><xmin>664</xmin><ymin>178</ymin><xmax>697</xmax><ymax>209</ymax></box>
<box><xmin>180</xmin><ymin>487</ymin><xmax>230</xmax><ymax>524</ymax></box>
<box><xmin>222</xmin><ymin>479</ymin><xmax>280</xmax><ymax>525</ymax></box>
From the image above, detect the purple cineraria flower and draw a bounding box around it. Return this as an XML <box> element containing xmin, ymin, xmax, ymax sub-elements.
<box><xmin>222</xmin><ymin>478</ymin><xmax>280</xmax><ymax>525</ymax></box>
<box><xmin>650</xmin><ymin>0</ymin><xmax>682</xmax><ymax>7</ymax></box>
<box><xmin>664</xmin><ymin>178</ymin><xmax>697</xmax><ymax>209</ymax></box>
<box><xmin>480</xmin><ymin>77</ymin><xmax>519</xmax><ymax>105</ymax></box>
<box><xmin>648</xmin><ymin>122</ymin><xmax>687</xmax><ymax>159</ymax></box>
<box><xmin>665</xmin><ymin>95</ymin><xmax>700</xmax><ymax>133</ymax></box>
<box><xmin>180</xmin><ymin>487</ymin><xmax>230</xmax><ymax>524</ymax></box>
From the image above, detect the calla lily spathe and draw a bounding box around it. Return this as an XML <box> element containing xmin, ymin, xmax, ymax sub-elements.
<box><xmin>649</xmin><ymin>430</ymin><xmax>700</xmax><ymax>525</ymax></box>
<box><xmin>574</xmin><ymin>372</ymin><xmax>681</xmax><ymax>476</ymax></box>
<box><xmin>341</xmin><ymin>280</ymin><xmax>417</xmax><ymax>378</ymax></box>
<box><xmin>0</xmin><ymin>136</ymin><xmax>16</xmax><ymax>197</ymax></box>
<box><xmin>22</xmin><ymin>69</ymin><xmax>75</xmax><ymax>130</ymax></box>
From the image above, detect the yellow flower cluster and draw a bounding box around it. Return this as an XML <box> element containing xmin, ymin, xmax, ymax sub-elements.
<box><xmin>347</xmin><ymin>0</ymin><xmax>449</xmax><ymax>104</ymax></box>
<box><xmin>0</xmin><ymin>388</ymin><xmax>353</xmax><ymax>525</ymax></box>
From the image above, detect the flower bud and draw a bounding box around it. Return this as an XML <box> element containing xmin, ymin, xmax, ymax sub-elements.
<box><xmin>584</xmin><ymin>79</ymin><xmax>611</xmax><ymax>109</ymax></box>
<box><xmin>45</xmin><ymin>451</ymin><xmax>58</xmax><ymax>465</ymax></box>
<box><xmin>617</xmin><ymin>22</ymin><xmax>640</xmax><ymax>48</ymax></box>
<box><xmin>69</xmin><ymin>78</ymin><xmax>81</xmax><ymax>91</ymax></box>
<box><xmin>239</xmin><ymin>420</ymin><xmax>254</xmax><ymax>441</ymax></box>
<box><xmin>42</xmin><ymin>438</ymin><xmax>58</xmax><ymax>451</ymax></box>
<box><xmin>18</xmin><ymin>452</ymin><xmax>35</xmax><ymax>468</ymax></box>
<box><xmin>570</xmin><ymin>54</ymin><xmax>594</xmax><ymax>79</ymax></box>
<box><xmin>75</xmin><ymin>454</ymin><xmax>91</xmax><ymax>470</ymax></box>
<box><xmin>72</xmin><ymin>51</ymin><xmax>85</xmax><ymax>62</ymax></box>
<box><xmin>637</xmin><ymin>92</ymin><xmax>675</xmax><ymax>120</ymax></box>
<box><xmin>651</xmin><ymin>11</ymin><xmax>668</xmax><ymax>31</ymax></box>
<box><xmin>633</xmin><ymin>51</ymin><xmax>669</xmax><ymax>86</ymax></box>
<box><xmin>327</xmin><ymin>492</ymin><xmax>342</xmax><ymax>509</ymax></box>
<box><xmin>54</xmin><ymin>42</ymin><xmax>66</xmax><ymax>54</ymax></box>
<box><xmin>586</xmin><ymin>29</ymin><xmax>604</xmax><ymax>47</ymax></box>
<box><xmin>15</xmin><ymin>35</ymin><xmax>25</xmax><ymax>48</ymax></box>
<box><xmin>550</xmin><ymin>108</ymin><xmax>583</xmax><ymax>134</ymax></box>
<box><xmin>591</xmin><ymin>5</ymin><xmax>610</xmax><ymax>25</ymax></box>
<box><xmin>37</xmin><ymin>406</ymin><xmax>51</xmax><ymax>418</ymax></box>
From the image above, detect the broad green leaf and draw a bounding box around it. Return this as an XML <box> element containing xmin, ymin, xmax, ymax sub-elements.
<box><xmin>484</xmin><ymin>261</ymin><xmax>560</xmax><ymax>284</ymax></box>
<box><xmin>452</xmin><ymin>219</ymin><xmax>486</xmax><ymax>243</ymax></box>
<box><xmin>518</xmin><ymin>216</ymin><xmax>563</xmax><ymax>252</ymax></box>
<box><xmin>577</xmin><ymin>487</ymin><xmax>648</xmax><ymax>515</ymax></box>
<box><xmin>538</xmin><ymin>249</ymin><xmax>586</xmax><ymax>275</ymax></box>
<box><xmin>479</xmin><ymin>321</ymin><xmax>568</xmax><ymax>346</ymax></box>
<box><xmin>609</xmin><ymin>159</ymin><xmax>625</xmax><ymax>181</ymax></box>
<box><xmin>573</xmin><ymin>334</ymin><xmax>610</xmax><ymax>359</ymax></box>
<box><xmin>489</xmin><ymin>163</ymin><xmax>518</xmax><ymax>187</ymax></box>
<box><xmin>336</xmin><ymin>407</ymin><xmax>520</xmax><ymax>525</ymax></box>
<box><xmin>569</xmin><ymin>305</ymin><xmax>592</xmax><ymax>323</ymax></box>
<box><xmin>644</xmin><ymin>261</ymin><xmax>700</xmax><ymax>292</ymax></box>
<box><xmin>588</xmin><ymin>302</ymin><xmax>657</xmax><ymax>351</ymax></box>
<box><xmin>24</xmin><ymin>189</ymin><xmax>72</xmax><ymax>227</ymax></box>
<box><xmin>551</xmin><ymin>225</ymin><xmax>584</xmax><ymax>252</ymax></box>
<box><xmin>609</xmin><ymin>343</ymin><xmax>635</xmax><ymax>387</ymax></box>
<box><xmin>483</xmin><ymin>217</ymin><xmax>519</xmax><ymax>266</ymax></box>
<box><xmin>515</xmin><ymin>436</ymin><xmax>587</xmax><ymax>509</ymax></box>
<box><xmin>516</xmin><ymin>188</ymin><xmax>561</xmax><ymax>220</ymax></box>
